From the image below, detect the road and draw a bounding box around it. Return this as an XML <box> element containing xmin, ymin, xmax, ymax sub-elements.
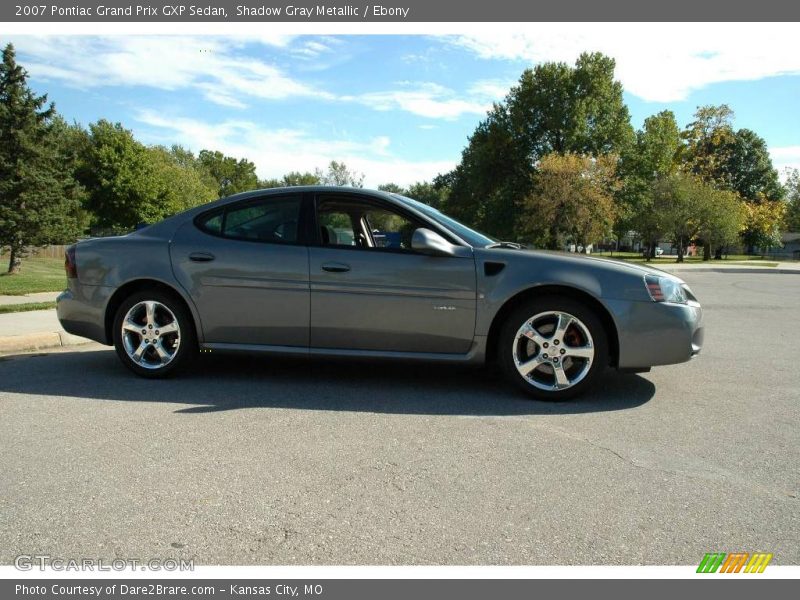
<box><xmin>0</xmin><ymin>272</ymin><xmax>797</xmax><ymax>565</ymax></box>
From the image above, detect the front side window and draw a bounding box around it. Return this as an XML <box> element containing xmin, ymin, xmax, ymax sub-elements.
<box><xmin>316</xmin><ymin>197</ymin><xmax>423</xmax><ymax>252</ymax></box>
<box><xmin>198</xmin><ymin>195</ymin><xmax>301</xmax><ymax>243</ymax></box>
<box><xmin>363</xmin><ymin>207</ymin><xmax>417</xmax><ymax>250</ymax></box>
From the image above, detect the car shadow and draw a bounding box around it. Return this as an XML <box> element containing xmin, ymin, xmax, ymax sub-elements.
<box><xmin>0</xmin><ymin>348</ymin><xmax>656</xmax><ymax>416</ymax></box>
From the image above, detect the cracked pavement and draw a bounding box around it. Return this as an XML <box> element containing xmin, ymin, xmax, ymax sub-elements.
<box><xmin>0</xmin><ymin>272</ymin><xmax>797</xmax><ymax>565</ymax></box>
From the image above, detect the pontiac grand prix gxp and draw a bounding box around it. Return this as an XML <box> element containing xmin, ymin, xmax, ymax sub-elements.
<box><xmin>57</xmin><ymin>187</ymin><xmax>703</xmax><ymax>400</ymax></box>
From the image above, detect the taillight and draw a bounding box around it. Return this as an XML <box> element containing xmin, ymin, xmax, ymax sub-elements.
<box><xmin>65</xmin><ymin>245</ymin><xmax>77</xmax><ymax>279</ymax></box>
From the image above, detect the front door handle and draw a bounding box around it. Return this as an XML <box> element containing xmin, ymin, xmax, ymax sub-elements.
<box><xmin>321</xmin><ymin>262</ymin><xmax>351</xmax><ymax>273</ymax></box>
<box><xmin>189</xmin><ymin>252</ymin><xmax>215</xmax><ymax>262</ymax></box>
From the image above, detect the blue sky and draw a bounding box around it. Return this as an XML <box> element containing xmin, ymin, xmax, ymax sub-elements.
<box><xmin>6</xmin><ymin>26</ymin><xmax>800</xmax><ymax>186</ymax></box>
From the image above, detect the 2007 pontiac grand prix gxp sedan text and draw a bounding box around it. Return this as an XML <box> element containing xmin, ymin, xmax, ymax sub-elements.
<box><xmin>57</xmin><ymin>187</ymin><xmax>704</xmax><ymax>400</ymax></box>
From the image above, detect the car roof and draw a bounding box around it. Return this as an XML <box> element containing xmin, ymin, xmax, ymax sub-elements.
<box><xmin>221</xmin><ymin>186</ymin><xmax>396</xmax><ymax>202</ymax></box>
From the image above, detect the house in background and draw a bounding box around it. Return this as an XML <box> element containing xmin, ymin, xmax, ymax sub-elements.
<box><xmin>775</xmin><ymin>232</ymin><xmax>800</xmax><ymax>259</ymax></box>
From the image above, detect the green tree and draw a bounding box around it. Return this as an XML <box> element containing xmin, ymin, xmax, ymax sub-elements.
<box><xmin>407</xmin><ymin>181</ymin><xmax>447</xmax><ymax>209</ymax></box>
<box><xmin>682</xmin><ymin>104</ymin><xmax>736</xmax><ymax>186</ymax></box>
<box><xmin>619</xmin><ymin>110</ymin><xmax>682</xmax><ymax>257</ymax></box>
<box><xmin>168</xmin><ymin>144</ymin><xmax>198</xmax><ymax>170</ymax></box>
<box><xmin>168</xmin><ymin>145</ymin><xmax>219</xmax><ymax>190</ymax></box>
<box><xmin>281</xmin><ymin>171</ymin><xmax>321</xmax><ymax>186</ymax></box>
<box><xmin>48</xmin><ymin>116</ymin><xmax>91</xmax><ymax>237</ymax></box>
<box><xmin>77</xmin><ymin>123</ymin><xmax>216</xmax><ymax>232</ymax></box>
<box><xmin>259</xmin><ymin>171</ymin><xmax>323</xmax><ymax>188</ymax></box>
<box><xmin>77</xmin><ymin>120</ymin><xmax>163</xmax><ymax>232</ymax></box>
<box><xmin>651</xmin><ymin>174</ymin><xmax>705</xmax><ymax>263</ymax></box>
<box><xmin>445</xmin><ymin>53</ymin><xmax>634</xmax><ymax>240</ymax></box>
<box><xmin>315</xmin><ymin>160</ymin><xmax>364</xmax><ymax>187</ymax></box>
<box><xmin>520</xmin><ymin>153</ymin><xmax>620</xmax><ymax>251</ymax></box>
<box><xmin>741</xmin><ymin>199</ymin><xmax>786</xmax><ymax>254</ymax></box>
<box><xmin>651</xmin><ymin>173</ymin><xmax>744</xmax><ymax>263</ymax></box>
<box><xmin>377</xmin><ymin>182</ymin><xmax>406</xmax><ymax>194</ymax></box>
<box><xmin>445</xmin><ymin>112</ymin><xmax>518</xmax><ymax>237</ymax></box>
<box><xmin>696</xmin><ymin>188</ymin><xmax>746</xmax><ymax>256</ymax></box>
<box><xmin>682</xmin><ymin>106</ymin><xmax>783</xmax><ymax>259</ymax></box>
<box><xmin>785</xmin><ymin>168</ymin><xmax>800</xmax><ymax>232</ymax></box>
<box><xmin>0</xmin><ymin>44</ymin><xmax>85</xmax><ymax>273</ymax></box>
<box><xmin>258</xmin><ymin>178</ymin><xmax>283</xmax><ymax>189</ymax></box>
<box><xmin>725</xmin><ymin>129</ymin><xmax>783</xmax><ymax>201</ymax></box>
<box><xmin>148</xmin><ymin>146</ymin><xmax>217</xmax><ymax>213</ymax></box>
<box><xmin>197</xmin><ymin>149</ymin><xmax>259</xmax><ymax>197</ymax></box>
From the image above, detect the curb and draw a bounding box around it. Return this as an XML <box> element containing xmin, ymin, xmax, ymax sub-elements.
<box><xmin>0</xmin><ymin>331</ymin><xmax>92</xmax><ymax>353</ymax></box>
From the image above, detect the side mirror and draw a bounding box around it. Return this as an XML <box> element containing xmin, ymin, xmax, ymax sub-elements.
<box><xmin>411</xmin><ymin>228</ymin><xmax>457</xmax><ymax>256</ymax></box>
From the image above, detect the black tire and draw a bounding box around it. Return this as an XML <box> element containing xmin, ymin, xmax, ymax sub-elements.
<box><xmin>498</xmin><ymin>295</ymin><xmax>608</xmax><ymax>400</ymax></box>
<box><xmin>112</xmin><ymin>289</ymin><xmax>197</xmax><ymax>378</ymax></box>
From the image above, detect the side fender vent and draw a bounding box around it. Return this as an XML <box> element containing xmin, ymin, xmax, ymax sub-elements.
<box><xmin>484</xmin><ymin>261</ymin><xmax>506</xmax><ymax>276</ymax></box>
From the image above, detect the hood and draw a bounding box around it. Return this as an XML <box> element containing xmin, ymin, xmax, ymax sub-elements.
<box><xmin>480</xmin><ymin>248</ymin><xmax>685</xmax><ymax>282</ymax></box>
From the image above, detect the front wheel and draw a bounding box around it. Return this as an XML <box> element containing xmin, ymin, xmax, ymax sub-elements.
<box><xmin>498</xmin><ymin>296</ymin><xmax>608</xmax><ymax>400</ymax></box>
<box><xmin>113</xmin><ymin>290</ymin><xmax>196</xmax><ymax>378</ymax></box>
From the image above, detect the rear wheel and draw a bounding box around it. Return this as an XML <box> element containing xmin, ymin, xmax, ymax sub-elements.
<box><xmin>112</xmin><ymin>290</ymin><xmax>196</xmax><ymax>378</ymax></box>
<box><xmin>498</xmin><ymin>296</ymin><xmax>608</xmax><ymax>400</ymax></box>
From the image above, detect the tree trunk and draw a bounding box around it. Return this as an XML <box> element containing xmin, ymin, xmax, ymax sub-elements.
<box><xmin>714</xmin><ymin>246</ymin><xmax>723</xmax><ymax>260</ymax></box>
<box><xmin>703</xmin><ymin>242</ymin><xmax>711</xmax><ymax>261</ymax></box>
<box><xmin>7</xmin><ymin>247</ymin><xmax>21</xmax><ymax>274</ymax></box>
<box><xmin>676</xmin><ymin>238</ymin><xmax>684</xmax><ymax>263</ymax></box>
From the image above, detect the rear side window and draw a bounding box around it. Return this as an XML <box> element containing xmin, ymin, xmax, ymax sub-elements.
<box><xmin>197</xmin><ymin>196</ymin><xmax>301</xmax><ymax>244</ymax></box>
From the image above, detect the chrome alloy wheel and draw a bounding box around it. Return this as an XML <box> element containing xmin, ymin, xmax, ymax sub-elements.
<box><xmin>120</xmin><ymin>300</ymin><xmax>181</xmax><ymax>370</ymax></box>
<box><xmin>512</xmin><ymin>311</ymin><xmax>595</xmax><ymax>392</ymax></box>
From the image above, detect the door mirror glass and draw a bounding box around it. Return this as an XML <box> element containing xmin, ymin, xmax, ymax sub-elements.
<box><xmin>411</xmin><ymin>228</ymin><xmax>457</xmax><ymax>256</ymax></box>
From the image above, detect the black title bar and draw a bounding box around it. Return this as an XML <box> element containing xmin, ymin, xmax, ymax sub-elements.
<box><xmin>4</xmin><ymin>579</ymin><xmax>799</xmax><ymax>600</ymax></box>
<box><xmin>3</xmin><ymin>0</ymin><xmax>800</xmax><ymax>22</ymax></box>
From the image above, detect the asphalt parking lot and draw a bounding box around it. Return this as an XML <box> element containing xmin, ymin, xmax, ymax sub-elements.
<box><xmin>0</xmin><ymin>271</ymin><xmax>798</xmax><ymax>565</ymax></box>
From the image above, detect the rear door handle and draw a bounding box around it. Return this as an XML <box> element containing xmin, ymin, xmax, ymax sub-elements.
<box><xmin>321</xmin><ymin>262</ymin><xmax>350</xmax><ymax>273</ymax></box>
<box><xmin>189</xmin><ymin>252</ymin><xmax>215</xmax><ymax>263</ymax></box>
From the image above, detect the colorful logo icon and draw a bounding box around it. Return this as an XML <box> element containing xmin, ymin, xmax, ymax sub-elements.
<box><xmin>697</xmin><ymin>552</ymin><xmax>773</xmax><ymax>573</ymax></box>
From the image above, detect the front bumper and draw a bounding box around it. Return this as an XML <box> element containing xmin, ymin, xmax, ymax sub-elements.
<box><xmin>606</xmin><ymin>298</ymin><xmax>704</xmax><ymax>370</ymax></box>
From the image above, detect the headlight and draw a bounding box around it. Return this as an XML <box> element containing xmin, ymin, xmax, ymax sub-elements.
<box><xmin>644</xmin><ymin>274</ymin><xmax>693</xmax><ymax>304</ymax></box>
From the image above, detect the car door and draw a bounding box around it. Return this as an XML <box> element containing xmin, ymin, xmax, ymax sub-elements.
<box><xmin>170</xmin><ymin>193</ymin><xmax>310</xmax><ymax>347</ymax></box>
<box><xmin>309</xmin><ymin>193</ymin><xmax>477</xmax><ymax>354</ymax></box>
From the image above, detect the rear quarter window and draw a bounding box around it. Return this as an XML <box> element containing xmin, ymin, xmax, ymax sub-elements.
<box><xmin>198</xmin><ymin>212</ymin><xmax>223</xmax><ymax>235</ymax></box>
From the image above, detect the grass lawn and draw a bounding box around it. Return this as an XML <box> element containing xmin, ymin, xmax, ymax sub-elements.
<box><xmin>0</xmin><ymin>301</ymin><xmax>57</xmax><ymax>314</ymax></box>
<box><xmin>0</xmin><ymin>256</ymin><xmax>66</xmax><ymax>295</ymax></box>
<box><xmin>594</xmin><ymin>251</ymin><xmax>782</xmax><ymax>267</ymax></box>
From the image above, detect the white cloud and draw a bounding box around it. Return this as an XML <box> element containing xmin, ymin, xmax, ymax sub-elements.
<box><xmin>14</xmin><ymin>36</ymin><xmax>329</xmax><ymax>108</ymax></box>
<box><xmin>467</xmin><ymin>78</ymin><xmax>514</xmax><ymax>101</ymax></box>
<box><xmin>290</xmin><ymin>36</ymin><xmax>343</xmax><ymax>60</ymax></box>
<box><xmin>344</xmin><ymin>82</ymin><xmax>489</xmax><ymax>120</ymax></box>
<box><xmin>135</xmin><ymin>111</ymin><xmax>454</xmax><ymax>187</ymax></box>
<box><xmin>771</xmin><ymin>146</ymin><xmax>800</xmax><ymax>178</ymax></box>
<box><xmin>448</xmin><ymin>23</ymin><xmax>800</xmax><ymax>102</ymax></box>
<box><xmin>14</xmin><ymin>36</ymin><xmax>495</xmax><ymax>120</ymax></box>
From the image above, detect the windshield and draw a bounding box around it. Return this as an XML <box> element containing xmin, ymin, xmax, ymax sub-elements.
<box><xmin>392</xmin><ymin>194</ymin><xmax>496</xmax><ymax>247</ymax></box>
